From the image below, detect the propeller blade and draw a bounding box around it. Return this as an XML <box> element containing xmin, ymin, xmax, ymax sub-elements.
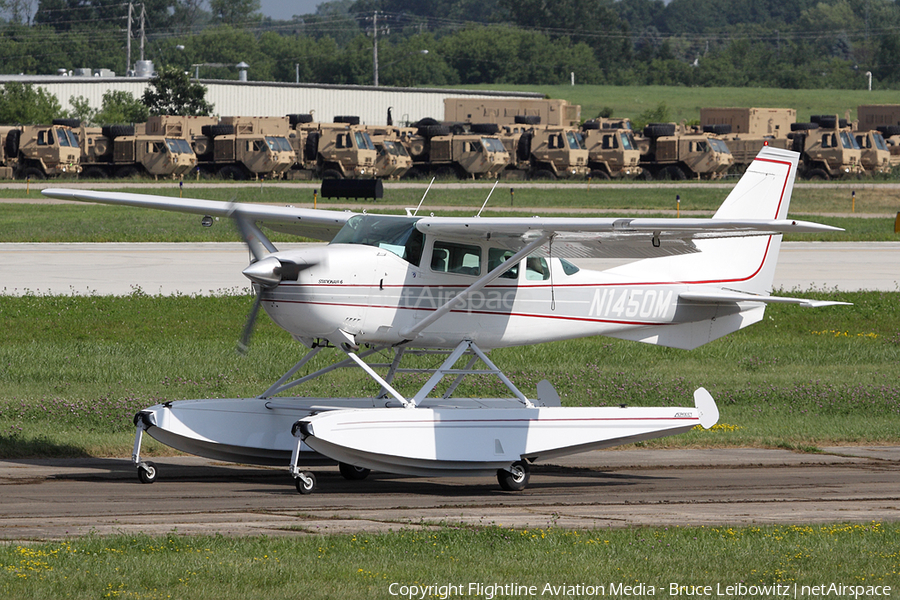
<box><xmin>237</xmin><ymin>289</ymin><xmax>264</xmax><ymax>355</ymax></box>
<box><xmin>230</xmin><ymin>205</ymin><xmax>278</xmax><ymax>262</ymax></box>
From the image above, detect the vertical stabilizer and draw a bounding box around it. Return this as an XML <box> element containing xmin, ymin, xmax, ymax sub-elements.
<box><xmin>607</xmin><ymin>147</ymin><xmax>799</xmax><ymax>297</ymax></box>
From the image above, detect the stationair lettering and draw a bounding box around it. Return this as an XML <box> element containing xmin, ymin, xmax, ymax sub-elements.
<box><xmin>589</xmin><ymin>288</ymin><xmax>673</xmax><ymax>320</ymax></box>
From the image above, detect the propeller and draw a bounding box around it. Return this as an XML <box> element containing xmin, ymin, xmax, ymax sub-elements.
<box><xmin>230</xmin><ymin>206</ymin><xmax>312</xmax><ymax>354</ymax></box>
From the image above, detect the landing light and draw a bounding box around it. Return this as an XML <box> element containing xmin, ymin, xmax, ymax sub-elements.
<box><xmin>201</xmin><ymin>215</ymin><xmax>214</xmax><ymax>227</ymax></box>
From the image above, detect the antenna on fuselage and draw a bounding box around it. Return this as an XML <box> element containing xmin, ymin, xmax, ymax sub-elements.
<box><xmin>476</xmin><ymin>180</ymin><xmax>499</xmax><ymax>217</ymax></box>
<box><xmin>411</xmin><ymin>177</ymin><xmax>436</xmax><ymax>217</ymax></box>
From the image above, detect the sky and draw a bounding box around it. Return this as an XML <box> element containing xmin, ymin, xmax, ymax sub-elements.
<box><xmin>260</xmin><ymin>0</ymin><xmax>323</xmax><ymax>21</ymax></box>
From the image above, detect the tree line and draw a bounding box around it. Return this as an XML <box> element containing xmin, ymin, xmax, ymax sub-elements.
<box><xmin>2</xmin><ymin>0</ymin><xmax>900</xmax><ymax>90</ymax></box>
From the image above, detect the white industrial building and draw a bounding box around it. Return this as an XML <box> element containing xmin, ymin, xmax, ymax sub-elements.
<box><xmin>0</xmin><ymin>73</ymin><xmax>542</xmax><ymax>126</ymax></box>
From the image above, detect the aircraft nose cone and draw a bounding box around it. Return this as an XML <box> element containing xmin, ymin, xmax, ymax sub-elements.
<box><xmin>242</xmin><ymin>256</ymin><xmax>285</xmax><ymax>287</ymax></box>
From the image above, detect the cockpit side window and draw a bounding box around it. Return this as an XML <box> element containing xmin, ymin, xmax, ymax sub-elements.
<box><xmin>431</xmin><ymin>241</ymin><xmax>481</xmax><ymax>276</ymax></box>
<box><xmin>488</xmin><ymin>248</ymin><xmax>518</xmax><ymax>279</ymax></box>
<box><xmin>330</xmin><ymin>214</ymin><xmax>424</xmax><ymax>266</ymax></box>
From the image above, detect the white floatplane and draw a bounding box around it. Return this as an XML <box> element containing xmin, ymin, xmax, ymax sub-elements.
<box><xmin>43</xmin><ymin>147</ymin><xmax>846</xmax><ymax>493</ymax></box>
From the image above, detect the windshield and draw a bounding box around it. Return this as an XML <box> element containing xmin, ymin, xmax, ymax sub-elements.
<box><xmin>873</xmin><ymin>132</ymin><xmax>889</xmax><ymax>151</ymax></box>
<box><xmin>382</xmin><ymin>140</ymin><xmax>408</xmax><ymax>157</ymax></box>
<box><xmin>331</xmin><ymin>214</ymin><xmax>424</xmax><ymax>266</ymax></box>
<box><xmin>166</xmin><ymin>138</ymin><xmax>193</xmax><ymax>154</ymax></box>
<box><xmin>708</xmin><ymin>138</ymin><xmax>731</xmax><ymax>154</ymax></box>
<box><xmin>840</xmin><ymin>131</ymin><xmax>860</xmax><ymax>150</ymax></box>
<box><xmin>619</xmin><ymin>132</ymin><xmax>635</xmax><ymax>150</ymax></box>
<box><xmin>565</xmin><ymin>131</ymin><xmax>585</xmax><ymax>150</ymax></box>
<box><xmin>56</xmin><ymin>128</ymin><xmax>72</xmax><ymax>147</ymax></box>
<box><xmin>265</xmin><ymin>136</ymin><xmax>293</xmax><ymax>152</ymax></box>
<box><xmin>482</xmin><ymin>137</ymin><xmax>506</xmax><ymax>153</ymax></box>
<box><xmin>355</xmin><ymin>131</ymin><xmax>375</xmax><ymax>151</ymax></box>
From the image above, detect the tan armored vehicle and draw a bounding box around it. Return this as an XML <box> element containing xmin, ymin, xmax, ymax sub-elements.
<box><xmin>287</xmin><ymin>115</ymin><xmax>378</xmax><ymax>179</ymax></box>
<box><xmin>445</xmin><ymin>97</ymin><xmax>580</xmax><ymax>127</ymax></box>
<box><xmin>856</xmin><ymin>104</ymin><xmax>900</xmax><ymax>167</ymax></box>
<box><xmin>853</xmin><ymin>129</ymin><xmax>891</xmax><ymax>174</ymax></box>
<box><xmin>700</xmin><ymin>108</ymin><xmax>795</xmax><ymax>168</ymax></box>
<box><xmin>188</xmin><ymin>116</ymin><xmax>295</xmax><ymax>179</ymax></box>
<box><xmin>402</xmin><ymin>120</ymin><xmax>509</xmax><ymax>180</ymax></box>
<box><xmin>788</xmin><ymin>115</ymin><xmax>863</xmax><ymax>179</ymax></box>
<box><xmin>638</xmin><ymin>123</ymin><xmax>733</xmax><ymax>180</ymax></box>
<box><xmin>364</xmin><ymin>124</ymin><xmax>412</xmax><ymax>180</ymax></box>
<box><xmin>497</xmin><ymin>117</ymin><xmax>589</xmax><ymax>180</ymax></box>
<box><xmin>0</xmin><ymin>119</ymin><xmax>81</xmax><ymax>179</ymax></box>
<box><xmin>580</xmin><ymin>118</ymin><xmax>643</xmax><ymax>179</ymax></box>
<box><xmin>79</xmin><ymin>116</ymin><xmax>197</xmax><ymax>179</ymax></box>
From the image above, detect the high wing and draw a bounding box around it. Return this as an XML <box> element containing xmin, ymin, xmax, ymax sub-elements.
<box><xmin>416</xmin><ymin>215</ymin><xmax>841</xmax><ymax>259</ymax></box>
<box><xmin>41</xmin><ymin>189</ymin><xmax>354</xmax><ymax>242</ymax></box>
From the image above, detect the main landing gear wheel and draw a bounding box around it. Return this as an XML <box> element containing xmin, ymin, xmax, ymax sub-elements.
<box><xmin>295</xmin><ymin>472</ymin><xmax>316</xmax><ymax>494</ymax></box>
<box><xmin>339</xmin><ymin>463</ymin><xmax>371</xmax><ymax>481</ymax></box>
<box><xmin>137</xmin><ymin>461</ymin><xmax>157</xmax><ymax>484</ymax></box>
<box><xmin>497</xmin><ymin>460</ymin><xmax>530</xmax><ymax>491</ymax></box>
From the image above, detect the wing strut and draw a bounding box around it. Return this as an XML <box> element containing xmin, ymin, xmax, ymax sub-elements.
<box><xmin>399</xmin><ymin>233</ymin><xmax>551</xmax><ymax>341</ymax></box>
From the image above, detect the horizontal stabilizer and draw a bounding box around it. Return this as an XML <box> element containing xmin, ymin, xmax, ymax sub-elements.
<box><xmin>693</xmin><ymin>387</ymin><xmax>719</xmax><ymax>430</ymax></box>
<box><xmin>679</xmin><ymin>290</ymin><xmax>851</xmax><ymax>308</ymax></box>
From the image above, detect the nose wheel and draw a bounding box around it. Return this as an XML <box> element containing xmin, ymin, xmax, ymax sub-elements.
<box><xmin>137</xmin><ymin>461</ymin><xmax>158</xmax><ymax>484</ymax></box>
<box><xmin>294</xmin><ymin>471</ymin><xmax>316</xmax><ymax>494</ymax></box>
<box><xmin>497</xmin><ymin>460</ymin><xmax>530</xmax><ymax>491</ymax></box>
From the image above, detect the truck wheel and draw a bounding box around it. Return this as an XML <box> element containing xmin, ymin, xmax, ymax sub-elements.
<box><xmin>4</xmin><ymin>129</ymin><xmax>20</xmax><ymax>157</ymax></box>
<box><xmin>201</xmin><ymin>124</ymin><xmax>234</xmax><ymax>138</ymax></box>
<box><xmin>805</xmin><ymin>168</ymin><xmax>830</xmax><ymax>181</ymax></box>
<box><xmin>531</xmin><ymin>169</ymin><xmax>556</xmax><ymax>181</ymax></box>
<box><xmin>82</xmin><ymin>167</ymin><xmax>108</xmax><ymax>179</ymax></box>
<box><xmin>52</xmin><ymin>118</ymin><xmax>81</xmax><ymax>128</ymax></box>
<box><xmin>18</xmin><ymin>167</ymin><xmax>45</xmax><ymax>180</ymax></box>
<box><xmin>643</xmin><ymin>123</ymin><xmax>676</xmax><ymax>138</ymax></box>
<box><xmin>588</xmin><ymin>170</ymin><xmax>610</xmax><ymax>180</ymax></box>
<box><xmin>217</xmin><ymin>165</ymin><xmax>246</xmax><ymax>180</ymax></box>
<box><xmin>102</xmin><ymin>125</ymin><xmax>134</xmax><ymax>139</ymax></box>
<box><xmin>321</xmin><ymin>169</ymin><xmax>343</xmax><ymax>180</ymax></box>
<box><xmin>114</xmin><ymin>166</ymin><xmax>139</xmax><ymax>178</ymax></box>
<box><xmin>662</xmin><ymin>165</ymin><xmax>686</xmax><ymax>180</ymax></box>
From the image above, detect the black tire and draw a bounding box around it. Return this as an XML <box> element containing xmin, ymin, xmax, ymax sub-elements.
<box><xmin>333</xmin><ymin>115</ymin><xmax>360</xmax><ymax>125</ymax></box>
<box><xmin>637</xmin><ymin>169</ymin><xmax>654</xmax><ymax>180</ymax></box>
<box><xmin>791</xmin><ymin>122</ymin><xmax>819</xmax><ymax>131</ymax></box>
<box><xmin>581</xmin><ymin>120</ymin><xmax>601</xmax><ymax>130</ymax></box>
<box><xmin>18</xmin><ymin>166</ymin><xmax>45</xmax><ymax>180</ymax></box>
<box><xmin>288</xmin><ymin>113</ymin><xmax>313</xmax><ymax>125</ymax></box>
<box><xmin>514</xmin><ymin>115</ymin><xmax>541</xmax><ymax>125</ymax></box>
<box><xmin>662</xmin><ymin>165</ymin><xmax>687</xmax><ymax>180</ymax></box>
<box><xmin>52</xmin><ymin>118</ymin><xmax>81</xmax><ymax>128</ymax></box>
<box><xmin>497</xmin><ymin>461</ymin><xmax>530</xmax><ymax>491</ymax></box>
<box><xmin>114</xmin><ymin>165</ymin><xmax>140</xmax><ymax>179</ymax></box>
<box><xmin>4</xmin><ymin>129</ymin><xmax>20</xmax><ymax>157</ymax></box>
<box><xmin>201</xmin><ymin>124</ymin><xmax>234</xmax><ymax>138</ymax></box>
<box><xmin>470</xmin><ymin>123</ymin><xmax>500</xmax><ymax>134</ymax></box>
<box><xmin>102</xmin><ymin>124</ymin><xmax>134</xmax><ymax>138</ymax></box>
<box><xmin>339</xmin><ymin>463</ymin><xmax>371</xmax><ymax>481</ymax></box>
<box><xmin>295</xmin><ymin>472</ymin><xmax>316</xmax><ymax>494</ymax></box>
<box><xmin>805</xmin><ymin>168</ymin><xmax>830</xmax><ymax>181</ymax></box>
<box><xmin>321</xmin><ymin>168</ymin><xmax>343</xmax><ymax>180</ymax></box>
<box><xmin>418</xmin><ymin>125</ymin><xmax>450</xmax><ymax>139</ymax></box>
<box><xmin>402</xmin><ymin>166</ymin><xmax>424</xmax><ymax>180</ymax></box>
<box><xmin>643</xmin><ymin>123</ymin><xmax>676</xmax><ymax>138</ymax></box>
<box><xmin>414</xmin><ymin>117</ymin><xmax>440</xmax><ymax>128</ymax></box>
<box><xmin>531</xmin><ymin>169</ymin><xmax>556</xmax><ymax>181</ymax></box>
<box><xmin>702</xmin><ymin>124</ymin><xmax>732</xmax><ymax>134</ymax></box>
<box><xmin>81</xmin><ymin>166</ymin><xmax>108</xmax><ymax>179</ymax></box>
<box><xmin>516</xmin><ymin>132</ymin><xmax>533</xmax><ymax>161</ymax></box>
<box><xmin>814</xmin><ymin>115</ymin><xmax>837</xmax><ymax>129</ymax></box>
<box><xmin>588</xmin><ymin>169</ymin><xmax>611</xmax><ymax>180</ymax></box>
<box><xmin>304</xmin><ymin>131</ymin><xmax>320</xmax><ymax>161</ymax></box>
<box><xmin>137</xmin><ymin>462</ymin><xmax>157</xmax><ymax>484</ymax></box>
<box><xmin>877</xmin><ymin>125</ymin><xmax>900</xmax><ymax>137</ymax></box>
<box><xmin>217</xmin><ymin>165</ymin><xmax>246</xmax><ymax>180</ymax></box>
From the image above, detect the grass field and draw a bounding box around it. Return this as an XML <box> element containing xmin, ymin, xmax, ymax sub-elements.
<box><xmin>1</xmin><ymin>523</ymin><xmax>897</xmax><ymax>599</ymax></box>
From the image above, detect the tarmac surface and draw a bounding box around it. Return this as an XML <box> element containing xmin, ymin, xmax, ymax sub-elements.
<box><xmin>1</xmin><ymin>447</ymin><xmax>898</xmax><ymax>539</ymax></box>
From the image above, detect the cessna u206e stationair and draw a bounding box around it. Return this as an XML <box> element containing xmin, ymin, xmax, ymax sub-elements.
<box><xmin>43</xmin><ymin>147</ymin><xmax>847</xmax><ymax>493</ymax></box>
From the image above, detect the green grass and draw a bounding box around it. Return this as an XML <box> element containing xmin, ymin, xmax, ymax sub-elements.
<box><xmin>1</xmin><ymin>523</ymin><xmax>897</xmax><ymax>599</ymax></box>
<box><xmin>4</xmin><ymin>184</ymin><xmax>900</xmax><ymax>242</ymax></box>
<box><xmin>1</xmin><ymin>290</ymin><xmax>898</xmax><ymax>458</ymax></box>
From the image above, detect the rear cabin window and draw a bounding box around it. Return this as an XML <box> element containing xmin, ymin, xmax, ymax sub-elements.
<box><xmin>431</xmin><ymin>241</ymin><xmax>481</xmax><ymax>276</ymax></box>
<box><xmin>488</xmin><ymin>248</ymin><xmax>518</xmax><ymax>279</ymax></box>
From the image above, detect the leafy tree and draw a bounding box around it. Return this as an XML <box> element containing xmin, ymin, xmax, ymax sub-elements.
<box><xmin>209</xmin><ymin>0</ymin><xmax>261</xmax><ymax>26</ymax></box>
<box><xmin>142</xmin><ymin>66</ymin><xmax>214</xmax><ymax>116</ymax></box>
<box><xmin>95</xmin><ymin>90</ymin><xmax>150</xmax><ymax>124</ymax></box>
<box><xmin>0</xmin><ymin>82</ymin><xmax>63</xmax><ymax>123</ymax></box>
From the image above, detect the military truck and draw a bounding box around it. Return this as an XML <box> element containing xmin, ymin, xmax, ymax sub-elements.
<box><xmin>78</xmin><ymin>116</ymin><xmax>197</xmax><ymax>179</ymax></box>
<box><xmin>364</xmin><ymin>124</ymin><xmax>412</xmax><ymax>180</ymax></box>
<box><xmin>402</xmin><ymin>120</ymin><xmax>510</xmax><ymax>180</ymax></box>
<box><xmin>638</xmin><ymin>123</ymin><xmax>733</xmax><ymax>180</ymax></box>
<box><xmin>580</xmin><ymin>118</ymin><xmax>643</xmax><ymax>179</ymax></box>
<box><xmin>188</xmin><ymin>116</ymin><xmax>295</xmax><ymax>180</ymax></box>
<box><xmin>496</xmin><ymin>117</ymin><xmax>589</xmax><ymax>180</ymax></box>
<box><xmin>700</xmin><ymin>108</ymin><xmax>795</xmax><ymax>168</ymax></box>
<box><xmin>856</xmin><ymin>105</ymin><xmax>900</xmax><ymax>167</ymax></box>
<box><xmin>286</xmin><ymin>115</ymin><xmax>378</xmax><ymax>180</ymax></box>
<box><xmin>0</xmin><ymin>120</ymin><xmax>81</xmax><ymax>179</ymax></box>
<box><xmin>445</xmin><ymin>97</ymin><xmax>580</xmax><ymax>127</ymax></box>
<box><xmin>787</xmin><ymin>115</ymin><xmax>863</xmax><ymax>179</ymax></box>
<box><xmin>853</xmin><ymin>129</ymin><xmax>892</xmax><ymax>174</ymax></box>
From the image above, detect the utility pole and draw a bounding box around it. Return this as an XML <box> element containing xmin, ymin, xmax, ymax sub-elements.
<box><xmin>140</xmin><ymin>3</ymin><xmax>146</xmax><ymax>62</ymax></box>
<box><xmin>126</xmin><ymin>2</ymin><xmax>133</xmax><ymax>74</ymax></box>
<box><xmin>373</xmin><ymin>10</ymin><xmax>379</xmax><ymax>86</ymax></box>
